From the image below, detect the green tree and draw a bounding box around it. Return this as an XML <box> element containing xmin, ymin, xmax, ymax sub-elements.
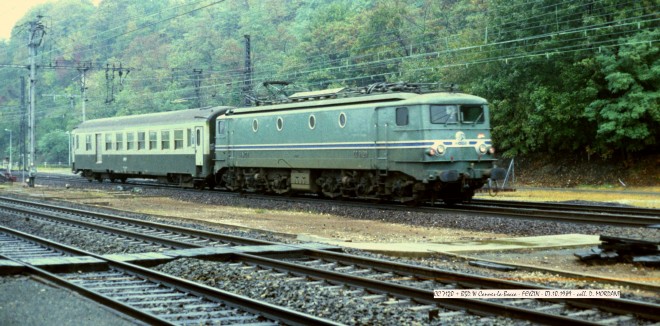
<box><xmin>585</xmin><ymin>29</ymin><xmax>660</xmax><ymax>158</ymax></box>
<box><xmin>37</xmin><ymin>130</ymin><xmax>69</xmax><ymax>165</ymax></box>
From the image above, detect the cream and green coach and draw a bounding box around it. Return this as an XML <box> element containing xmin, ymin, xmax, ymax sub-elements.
<box><xmin>72</xmin><ymin>107</ymin><xmax>228</xmax><ymax>187</ymax></box>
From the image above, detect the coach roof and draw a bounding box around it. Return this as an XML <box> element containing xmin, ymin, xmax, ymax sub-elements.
<box><xmin>73</xmin><ymin>107</ymin><xmax>230</xmax><ymax>132</ymax></box>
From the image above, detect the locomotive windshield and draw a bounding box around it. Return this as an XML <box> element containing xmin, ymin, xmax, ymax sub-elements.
<box><xmin>430</xmin><ymin>105</ymin><xmax>485</xmax><ymax>125</ymax></box>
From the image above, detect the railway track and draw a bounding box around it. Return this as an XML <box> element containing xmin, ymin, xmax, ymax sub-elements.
<box><xmin>1</xmin><ymin>196</ymin><xmax>658</xmax><ymax>325</ymax></box>
<box><xmin>0</xmin><ymin>226</ymin><xmax>339</xmax><ymax>325</ymax></box>
<box><xmin>37</xmin><ymin>173</ymin><xmax>660</xmax><ymax>227</ymax></box>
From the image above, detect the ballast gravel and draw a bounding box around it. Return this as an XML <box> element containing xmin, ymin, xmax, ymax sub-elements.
<box><xmin>153</xmin><ymin>258</ymin><xmax>526</xmax><ymax>326</ymax></box>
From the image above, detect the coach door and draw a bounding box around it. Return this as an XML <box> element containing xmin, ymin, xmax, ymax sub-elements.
<box><xmin>194</xmin><ymin>126</ymin><xmax>204</xmax><ymax>166</ymax></box>
<box><xmin>95</xmin><ymin>133</ymin><xmax>102</xmax><ymax>163</ymax></box>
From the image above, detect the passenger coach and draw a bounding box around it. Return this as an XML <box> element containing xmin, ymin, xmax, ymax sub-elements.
<box><xmin>72</xmin><ymin>107</ymin><xmax>228</xmax><ymax>188</ymax></box>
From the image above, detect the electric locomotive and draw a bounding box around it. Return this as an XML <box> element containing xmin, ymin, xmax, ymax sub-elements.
<box><xmin>213</xmin><ymin>82</ymin><xmax>505</xmax><ymax>203</ymax></box>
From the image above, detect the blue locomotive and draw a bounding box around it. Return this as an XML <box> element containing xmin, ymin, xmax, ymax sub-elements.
<box><xmin>72</xmin><ymin>82</ymin><xmax>505</xmax><ymax>204</ymax></box>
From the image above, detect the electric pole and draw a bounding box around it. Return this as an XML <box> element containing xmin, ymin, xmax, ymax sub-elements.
<box><xmin>28</xmin><ymin>16</ymin><xmax>45</xmax><ymax>173</ymax></box>
<box><xmin>78</xmin><ymin>62</ymin><xmax>90</xmax><ymax>121</ymax></box>
<box><xmin>19</xmin><ymin>76</ymin><xmax>26</xmax><ymax>171</ymax></box>
<box><xmin>243</xmin><ymin>35</ymin><xmax>252</xmax><ymax>106</ymax></box>
<box><xmin>193</xmin><ymin>69</ymin><xmax>203</xmax><ymax>108</ymax></box>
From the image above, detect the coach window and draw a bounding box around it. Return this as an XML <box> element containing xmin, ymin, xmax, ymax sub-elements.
<box><xmin>309</xmin><ymin>115</ymin><xmax>316</xmax><ymax>130</ymax></box>
<box><xmin>137</xmin><ymin>132</ymin><xmax>146</xmax><ymax>150</ymax></box>
<box><xmin>148</xmin><ymin>131</ymin><xmax>157</xmax><ymax>150</ymax></box>
<box><xmin>127</xmin><ymin>132</ymin><xmax>135</xmax><ymax>150</ymax></box>
<box><xmin>161</xmin><ymin>131</ymin><xmax>170</xmax><ymax>149</ymax></box>
<box><xmin>85</xmin><ymin>135</ymin><xmax>92</xmax><ymax>151</ymax></box>
<box><xmin>338</xmin><ymin>112</ymin><xmax>347</xmax><ymax>128</ymax></box>
<box><xmin>396</xmin><ymin>107</ymin><xmax>409</xmax><ymax>126</ymax></box>
<box><xmin>115</xmin><ymin>133</ymin><xmax>123</xmax><ymax>150</ymax></box>
<box><xmin>187</xmin><ymin>129</ymin><xmax>192</xmax><ymax>147</ymax></box>
<box><xmin>75</xmin><ymin>135</ymin><xmax>80</xmax><ymax>150</ymax></box>
<box><xmin>105</xmin><ymin>134</ymin><xmax>113</xmax><ymax>151</ymax></box>
<box><xmin>174</xmin><ymin>130</ymin><xmax>184</xmax><ymax>149</ymax></box>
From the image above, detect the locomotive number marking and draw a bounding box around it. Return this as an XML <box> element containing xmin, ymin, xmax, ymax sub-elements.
<box><xmin>353</xmin><ymin>150</ymin><xmax>369</xmax><ymax>158</ymax></box>
<box><xmin>239</xmin><ymin>152</ymin><xmax>250</xmax><ymax>158</ymax></box>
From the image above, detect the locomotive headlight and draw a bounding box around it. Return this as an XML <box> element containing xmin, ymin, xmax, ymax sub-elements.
<box><xmin>436</xmin><ymin>145</ymin><xmax>446</xmax><ymax>155</ymax></box>
<box><xmin>479</xmin><ymin>144</ymin><xmax>488</xmax><ymax>154</ymax></box>
<box><xmin>489</xmin><ymin>147</ymin><xmax>495</xmax><ymax>154</ymax></box>
<box><xmin>425</xmin><ymin>148</ymin><xmax>437</xmax><ymax>156</ymax></box>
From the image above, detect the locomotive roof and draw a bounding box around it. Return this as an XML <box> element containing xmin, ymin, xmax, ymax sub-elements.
<box><xmin>228</xmin><ymin>91</ymin><xmax>486</xmax><ymax>115</ymax></box>
<box><xmin>73</xmin><ymin>106</ymin><xmax>230</xmax><ymax>132</ymax></box>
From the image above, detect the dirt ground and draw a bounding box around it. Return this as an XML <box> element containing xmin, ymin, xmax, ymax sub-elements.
<box><xmin>2</xmin><ymin>183</ymin><xmax>659</xmax><ymax>290</ymax></box>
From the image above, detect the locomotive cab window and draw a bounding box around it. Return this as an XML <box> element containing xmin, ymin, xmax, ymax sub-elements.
<box><xmin>460</xmin><ymin>105</ymin><xmax>485</xmax><ymax>124</ymax></box>
<box><xmin>396</xmin><ymin>107</ymin><xmax>409</xmax><ymax>126</ymax></box>
<box><xmin>430</xmin><ymin>105</ymin><xmax>458</xmax><ymax>124</ymax></box>
<box><xmin>338</xmin><ymin>112</ymin><xmax>346</xmax><ymax>128</ymax></box>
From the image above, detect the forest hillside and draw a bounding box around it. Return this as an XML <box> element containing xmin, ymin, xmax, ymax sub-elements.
<box><xmin>0</xmin><ymin>0</ymin><xmax>657</xmax><ymax>167</ymax></box>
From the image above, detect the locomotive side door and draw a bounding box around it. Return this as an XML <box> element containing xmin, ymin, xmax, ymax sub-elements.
<box><xmin>194</xmin><ymin>126</ymin><xmax>204</xmax><ymax>166</ymax></box>
<box><xmin>374</xmin><ymin>107</ymin><xmax>391</xmax><ymax>173</ymax></box>
<box><xmin>214</xmin><ymin>119</ymin><xmax>232</xmax><ymax>166</ymax></box>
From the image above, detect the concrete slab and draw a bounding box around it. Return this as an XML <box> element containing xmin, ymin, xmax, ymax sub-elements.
<box><xmin>162</xmin><ymin>246</ymin><xmax>237</xmax><ymax>258</ymax></box>
<box><xmin>163</xmin><ymin>243</ymin><xmax>341</xmax><ymax>259</ymax></box>
<box><xmin>297</xmin><ymin>234</ymin><xmax>601</xmax><ymax>257</ymax></box>
<box><xmin>0</xmin><ymin>259</ymin><xmax>25</xmax><ymax>275</ymax></box>
<box><xmin>103</xmin><ymin>252</ymin><xmax>173</xmax><ymax>266</ymax></box>
<box><xmin>21</xmin><ymin>256</ymin><xmax>108</xmax><ymax>273</ymax></box>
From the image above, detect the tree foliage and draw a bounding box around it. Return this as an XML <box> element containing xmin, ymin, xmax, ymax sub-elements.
<box><xmin>0</xmin><ymin>0</ymin><xmax>656</xmax><ymax>164</ymax></box>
